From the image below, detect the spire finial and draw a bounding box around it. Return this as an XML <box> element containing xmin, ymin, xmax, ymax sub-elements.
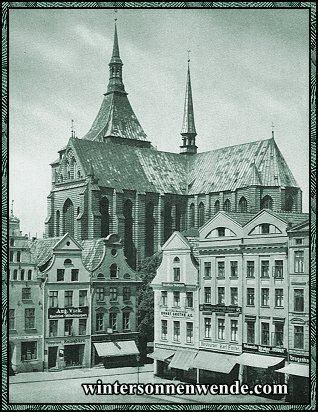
<box><xmin>114</xmin><ymin>8</ymin><xmax>117</xmax><ymax>23</ymax></box>
<box><xmin>187</xmin><ymin>49</ymin><xmax>191</xmax><ymax>63</ymax></box>
<box><xmin>271</xmin><ymin>122</ymin><xmax>275</xmax><ymax>138</ymax></box>
<box><xmin>71</xmin><ymin>119</ymin><xmax>75</xmax><ymax>138</ymax></box>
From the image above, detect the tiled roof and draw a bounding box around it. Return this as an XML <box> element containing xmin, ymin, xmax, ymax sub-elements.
<box><xmin>28</xmin><ymin>237</ymin><xmax>60</xmax><ymax>266</ymax></box>
<box><xmin>82</xmin><ymin>93</ymin><xmax>148</xmax><ymax>142</ymax></box>
<box><xmin>81</xmin><ymin>239</ymin><xmax>105</xmax><ymax>271</ymax></box>
<box><xmin>267</xmin><ymin>211</ymin><xmax>309</xmax><ymax>226</ymax></box>
<box><xmin>226</xmin><ymin>212</ymin><xmax>258</xmax><ymax>226</ymax></box>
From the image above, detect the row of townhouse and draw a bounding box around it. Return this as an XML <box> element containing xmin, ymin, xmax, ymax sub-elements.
<box><xmin>8</xmin><ymin>212</ymin><xmax>141</xmax><ymax>373</ymax></box>
<box><xmin>150</xmin><ymin>209</ymin><xmax>310</xmax><ymax>402</ymax></box>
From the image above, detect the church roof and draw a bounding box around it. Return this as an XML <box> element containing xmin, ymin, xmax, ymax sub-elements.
<box><xmin>71</xmin><ymin>135</ymin><xmax>298</xmax><ymax>195</ymax></box>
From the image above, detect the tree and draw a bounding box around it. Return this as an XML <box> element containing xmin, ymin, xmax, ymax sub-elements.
<box><xmin>137</xmin><ymin>252</ymin><xmax>162</xmax><ymax>362</ymax></box>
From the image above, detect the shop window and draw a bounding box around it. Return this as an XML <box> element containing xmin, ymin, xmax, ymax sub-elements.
<box><xmin>22</xmin><ymin>288</ymin><xmax>31</xmax><ymax>300</ymax></box>
<box><xmin>273</xmin><ymin>323</ymin><xmax>284</xmax><ymax>347</ymax></box>
<box><xmin>230</xmin><ymin>261</ymin><xmax>238</xmax><ymax>277</ymax></box>
<box><xmin>110</xmin><ymin>287</ymin><xmax>117</xmax><ymax>302</ymax></box>
<box><xmin>96</xmin><ymin>312</ymin><xmax>104</xmax><ymax>332</ymax></box>
<box><xmin>186</xmin><ymin>322</ymin><xmax>193</xmax><ymax>344</ymax></box>
<box><xmin>275</xmin><ymin>289</ymin><xmax>284</xmax><ymax>308</ymax></box>
<box><xmin>294</xmin><ymin>326</ymin><xmax>304</xmax><ymax>349</ymax></box>
<box><xmin>173</xmin><ymin>291</ymin><xmax>180</xmax><ymax>307</ymax></box>
<box><xmin>246</xmin><ymin>321</ymin><xmax>255</xmax><ymax>344</ymax></box>
<box><xmin>204</xmin><ymin>262</ymin><xmax>211</xmax><ymax>278</ymax></box>
<box><xmin>294</xmin><ymin>289</ymin><xmax>304</xmax><ymax>312</ymax></box>
<box><xmin>161</xmin><ymin>291</ymin><xmax>167</xmax><ymax>306</ymax></box>
<box><xmin>110</xmin><ymin>264</ymin><xmax>118</xmax><ymax>279</ymax></box>
<box><xmin>186</xmin><ymin>292</ymin><xmax>193</xmax><ymax>308</ymax></box>
<box><xmin>230</xmin><ymin>287</ymin><xmax>238</xmax><ymax>306</ymax></box>
<box><xmin>261</xmin><ymin>261</ymin><xmax>269</xmax><ymax>278</ymax></box>
<box><xmin>261</xmin><ymin>288</ymin><xmax>269</xmax><ymax>306</ymax></box>
<box><xmin>57</xmin><ymin>269</ymin><xmax>65</xmax><ymax>282</ymax></box>
<box><xmin>123</xmin><ymin>287</ymin><xmax>131</xmax><ymax>301</ymax></box>
<box><xmin>96</xmin><ymin>287</ymin><xmax>105</xmax><ymax>302</ymax></box>
<box><xmin>49</xmin><ymin>291</ymin><xmax>58</xmax><ymax>308</ymax></box>
<box><xmin>9</xmin><ymin>309</ymin><xmax>15</xmax><ymax>330</ymax></box>
<box><xmin>173</xmin><ymin>321</ymin><xmax>180</xmax><ymax>342</ymax></box>
<box><xmin>218</xmin><ymin>287</ymin><xmax>225</xmax><ymax>305</ymax></box>
<box><xmin>294</xmin><ymin>251</ymin><xmax>304</xmax><ymax>273</ymax></box>
<box><xmin>21</xmin><ymin>341</ymin><xmax>37</xmax><ymax>361</ymax></box>
<box><xmin>25</xmin><ymin>308</ymin><xmax>35</xmax><ymax>329</ymax></box>
<box><xmin>64</xmin><ymin>319</ymin><xmax>73</xmax><ymax>336</ymax></box>
<box><xmin>161</xmin><ymin>320</ymin><xmax>167</xmax><ymax>340</ymax></box>
<box><xmin>218</xmin><ymin>319</ymin><xmax>225</xmax><ymax>340</ymax></box>
<box><xmin>231</xmin><ymin>320</ymin><xmax>238</xmax><ymax>342</ymax></box>
<box><xmin>123</xmin><ymin>312</ymin><xmax>130</xmax><ymax>331</ymax></box>
<box><xmin>79</xmin><ymin>290</ymin><xmax>87</xmax><ymax>307</ymax></box>
<box><xmin>247</xmin><ymin>288</ymin><xmax>255</xmax><ymax>306</ymax></box>
<box><xmin>204</xmin><ymin>287</ymin><xmax>211</xmax><ymax>304</ymax></box>
<box><xmin>217</xmin><ymin>261</ymin><xmax>225</xmax><ymax>278</ymax></box>
<box><xmin>246</xmin><ymin>261</ymin><xmax>255</xmax><ymax>278</ymax></box>
<box><xmin>71</xmin><ymin>269</ymin><xmax>79</xmax><ymax>282</ymax></box>
<box><xmin>205</xmin><ymin>318</ymin><xmax>211</xmax><ymax>339</ymax></box>
<box><xmin>261</xmin><ymin>322</ymin><xmax>270</xmax><ymax>346</ymax></box>
<box><xmin>49</xmin><ymin>320</ymin><xmax>58</xmax><ymax>337</ymax></box>
<box><xmin>79</xmin><ymin>319</ymin><xmax>87</xmax><ymax>335</ymax></box>
<box><xmin>64</xmin><ymin>291</ymin><xmax>73</xmax><ymax>307</ymax></box>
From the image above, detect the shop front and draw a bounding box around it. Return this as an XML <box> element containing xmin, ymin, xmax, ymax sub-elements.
<box><xmin>10</xmin><ymin>335</ymin><xmax>43</xmax><ymax>373</ymax></box>
<box><xmin>93</xmin><ymin>340</ymin><xmax>139</xmax><ymax>369</ymax></box>
<box><xmin>45</xmin><ymin>337</ymin><xmax>90</xmax><ymax>370</ymax></box>
<box><xmin>148</xmin><ymin>347</ymin><xmax>175</xmax><ymax>379</ymax></box>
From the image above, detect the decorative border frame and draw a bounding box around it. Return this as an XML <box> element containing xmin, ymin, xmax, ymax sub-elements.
<box><xmin>2</xmin><ymin>2</ymin><xmax>316</xmax><ymax>410</ymax></box>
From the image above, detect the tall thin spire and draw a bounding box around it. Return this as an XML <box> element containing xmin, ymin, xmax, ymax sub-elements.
<box><xmin>106</xmin><ymin>18</ymin><xmax>126</xmax><ymax>95</ymax></box>
<box><xmin>180</xmin><ymin>53</ymin><xmax>197</xmax><ymax>155</ymax></box>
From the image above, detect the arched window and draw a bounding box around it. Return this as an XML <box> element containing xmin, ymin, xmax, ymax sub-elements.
<box><xmin>123</xmin><ymin>200</ymin><xmax>135</xmax><ymax>268</ymax></box>
<box><xmin>97</xmin><ymin>273</ymin><xmax>105</xmax><ymax>279</ymax></box>
<box><xmin>110</xmin><ymin>264</ymin><xmax>118</xmax><ymax>279</ymax></box>
<box><xmin>215</xmin><ymin>200</ymin><xmax>220</xmax><ymax>213</ymax></box>
<box><xmin>64</xmin><ymin>259</ymin><xmax>72</xmax><ymax>266</ymax></box>
<box><xmin>56</xmin><ymin>210</ymin><xmax>60</xmax><ymax>237</ymax></box>
<box><xmin>21</xmin><ymin>269</ymin><xmax>25</xmax><ymax>281</ymax></box>
<box><xmin>13</xmin><ymin>269</ymin><xmax>18</xmax><ymax>280</ymax></box>
<box><xmin>198</xmin><ymin>202</ymin><xmax>205</xmax><ymax>227</ymax></box>
<box><xmin>164</xmin><ymin>202</ymin><xmax>173</xmax><ymax>242</ymax></box>
<box><xmin>27</xmin><ymin>270</ymin><xmax>32</xmax><ymax>280</ymax></box>
<box><xmin>63</xmin><ymin>198</ymin><xmax>74</xmax><ymax>236</ymax></box>
<box><xmin>173</xmin><ymin>257</ymin><xmax>180</xmax><ymax>263</ymax></box>
<box><xmin>175</xmin><ymin>203</ymin><xmax>182</xmax><ymax>232</ymax></box>
<box><xmin>17</xmin><ymin>251</ymin><xmax>21</xmax><ymax>262</ymax></box>
<box><xmin>72</xmin><ymin>159</ymin><xmax>77</xmax><ymax>180</ymax></box>
<box><xmin>285</xmin><ymin>195</ymin><xmax>294</xmax><ymax>212</ymax></box>
<box><xmin>224</xmin><ymin>199</ymin><xmax>231</xmax><ymax>212</ymax></box>
<box><xmin>189</xmin><ymin>203</ymin><xmax>195</xmax><ymax>227</ymax></box>
<box><xmin>100</xmin><ymin>197</ymin><xmax>110</xmax><ymax>238</ymax></box>
<box><xmin>261</xmin><ymin>195</ymin><xmax>273</xmax><ymax>210</ymax></box>
<box><xmin>239</xmin><ymin>197</ymin><xmax>248</xmax><ymax>213</ymax></box>
<box><xmin>66</xmin><ymin>161</ymin><xmax>70</xmax><ymax>180</ymax></box>
<box><xmin>145</xmin><ymin>202</ymin><xmax>155</xmax><ymax>257</ymax></box>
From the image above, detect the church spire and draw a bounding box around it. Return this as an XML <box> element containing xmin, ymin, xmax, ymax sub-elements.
<box><xmin>180</xmin><ymin>53</ymin><xmax>197</xmax><ymax>155</ymax></box>
<box><xmin>106</xmin><ymin>21</ymin><xmax>126</xmax><ymax>95</ymax></box>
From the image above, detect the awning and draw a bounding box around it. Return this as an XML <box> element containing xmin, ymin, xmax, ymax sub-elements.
<box><xmin>148</xmin><ymin>348</ymin><xmax>175</xmax><ymax>361</ymax></box>
<box><xmin>236</xmin><ymin>353</ymin><xmax>285</xmax><ymax>368</ymax></box>
<box><xmin>276</xmin><ymin>363</ymin><xmax>309</xmax><ymax>378</ymax></box>
<box><xmin>169</xmin><ymin>349</ymin><xmax>198</xmax><ymax>371</ymax></box>
<box><xmin>94</xmin><ymin>341</ymin><xmax>139</xmax><ymax>357</ymax></box>
<box><xmin>191</xmin><ymin>351</ymin><xmax>238</xmax><ymax>374</ymax></box>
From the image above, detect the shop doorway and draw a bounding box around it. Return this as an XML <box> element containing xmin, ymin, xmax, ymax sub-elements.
<box><xmin>64</xmin><ymin>344</ymin><xmax>84</xmax><ymax>367</ymax></box>
<box><xmin>48</xmin><ymin>346</ymin><xmax>58</xmax><ymax>369</ymax></box>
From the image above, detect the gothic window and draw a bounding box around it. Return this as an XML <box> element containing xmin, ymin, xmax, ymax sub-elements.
<box><xmin>285</xmin><ymin>195</ymin><xmax>294</xmax><ymax>212</ymax></box>
<box><xmin>145</xmin><ymin>202</ymin><xmax>155</xmax><ymax>257</ymax></box>
<box><xmin>261</xmin><ymin>195</ymin><xmax>273</xmax><ymax>210</ymax></box>
<box><xmin>66</xmin><ymin>161</ymin><xmax>71</xmax><ymax>180</ymax></box>
<box><xmin>175</xmin><ymin>203</ymin><xmax>182</xmax><ymax>232</ymax></box>
<box><xmin>215</xmin><ymin>200</ymin><xmax>220</xmax><ymax>213</ymax></box>
<box><xmin>123</xmin><ymin>200</ymin><xmax>134</xmax><ymax>268</ymax></box>
<box><xmin>163</xmin><ymin>202</ymin><xmax>172</xmax><ymax>242</ymax></box>
<box><xmin>224</xmin><ymin>199</ymin><xmax>231</xmax><ymax>212</ymax></box>
<box><xmin>72</xmin><ymin>159</ymin><xmax>77</xmax><ymax>180</ymax></box>
<box><xmin>56</xmin><ymin>210</ymin><xmax>60</xmax><ymax>237</ymax></box>
<box><xmin>239</xmin><ymin>196</ymin><xmax>247</xmax><ymax>212</ymax></box>
<box><xmin>100</xmin><ymin>197</ymin><xmax>110</xmax><ymax>238</ymax></box>
<box><xmin>198</xmin><ymin>202</ymin><xmax>205</xmax><ymax>227</ymax></box>
<box><xmin>189</xmin><ymin>203</ymin><xmax>195</xmax><ymax>227</ymax></box>
<box><xmin>63</xmin><ymin>198</ymin><xmax>74</xmax><ymax>236</ymax></box>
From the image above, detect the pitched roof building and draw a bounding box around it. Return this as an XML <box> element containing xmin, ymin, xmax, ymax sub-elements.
<box><xmin>45</xmin><ymin>23</ymin><xmax>302</xmax><ymax>267</ymax></box>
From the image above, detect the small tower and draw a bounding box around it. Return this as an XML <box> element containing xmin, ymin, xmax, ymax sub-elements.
<box><xmin>106</xmin><ymin>21</ymin><xmax>127</xmax><ymax>95</ymax></box>
<box><xmin>180</xmin><ymin>54</ymin><xmax>197</xmax><ymax>155</ymax></box>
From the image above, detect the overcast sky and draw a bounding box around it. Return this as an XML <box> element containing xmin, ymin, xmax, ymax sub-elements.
<box><xmin>9</xmin><ymin>8</ymin><xmax>309</xmax><ymax>237</ymax></box>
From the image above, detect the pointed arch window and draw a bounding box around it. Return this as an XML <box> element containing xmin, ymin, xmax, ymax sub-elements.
<box><xmin>261</xmin><ymin>195</ymin><xmax>273</xmax><ymax>210</ymax></box>
<box><xmin>66</xmin><ymin>161</ymin><xmax>71</xmax><ymax>180</ymax></box>
<box><xmin>189</xmin><ymin>203</ymin><xmax>195</xmax><ymax>227</ymax></box>
<box><xmin>285</xmin><ymin>195</ymin><xmax>294</xmax><ymax>212</ymax></box>
<box><xmin>239</xmin><ymin>197</ymin><xmax>248</xmax><ymax>213</ymax></box>
<box><xmin>56</xmin><ymin>210</ymin><xmax>60</xmax><ymax>237</ymax></box>
<box><xmin>145</xmin><ymin>202</ymin><xmax>155</xmax><ymax>257</ymax></box>
<box><xmin>175</xmin><ymin>203</ymin><xmax>182</xmax><ymax>232</ymax></box>
<box><xmin>163</xmin><ymin>202</ymin><xmax>173</xmax><ymax>242</ymax></box>
<box><xmin>224</xmin><ymin>199</ymin><xmax>231</xmax><ymax>213</ymax></box>
<box><xmin>123</xmin><ymin>199</ymin><xmax>135</xmax><ymax>268</ymax></box>
<box><xmin>100</xmin><ymin>197</ymin><xmax>110</xmax><ymax>238</ymax></box>
<box><xmin>63</xmin><ymin>199</ymin><xmax>74</xmax><ymax>236</ymax></box>
<box><xmin>198</xmin><ymin>202</ymin><xmax>205</xmax><ymax>227</ymax></box>
<box><xmin>214</xmin><ymin>200</ymin><xmax>220</xmax><ymax>213</ymax></box>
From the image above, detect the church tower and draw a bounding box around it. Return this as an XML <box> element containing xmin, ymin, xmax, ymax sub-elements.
<box><xmin>180</xmin><ymin>59</ymin><xmax>197</xmax><ymax>155</ymax></box>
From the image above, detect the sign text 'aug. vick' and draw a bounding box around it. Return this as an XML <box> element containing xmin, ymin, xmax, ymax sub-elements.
<box><xmin>48</xmin><ymin>306</ymin><xmax>89</xmax><ymax>319</ymax></box>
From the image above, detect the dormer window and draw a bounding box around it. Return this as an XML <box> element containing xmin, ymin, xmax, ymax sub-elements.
<box><xmin>110</xmin><ymin>264</ymin><xmax>118</xmax><ymax>279</ymax></box>
<box><xmin>97</xmin><ymin>273</ymin><xmax>105</xmax><ymax>279</ymax></box>
<box><xmin>261</xmin><ymin>224</ymin><xmax>270</xmax><ymax>234</ymax></box>
<box><xmin>218</xmin><ymin>227</ymin><xmax>225</xmax><ymax>237</ymax></box>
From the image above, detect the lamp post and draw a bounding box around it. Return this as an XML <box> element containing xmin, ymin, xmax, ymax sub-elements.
<box><xmin>137</xmin><ymin>354</ymin><xmax>140</xmax><ymax>384</ymax></box>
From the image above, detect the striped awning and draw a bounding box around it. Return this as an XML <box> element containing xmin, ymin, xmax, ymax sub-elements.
<box><xmin>169</xmin><ymin>350</ymin><xmax>198</xmax><ymax>371</ymax></box>
<box><xmin>94</xmin><ymin>341</ymin><xmax>139</xmax><ymax>357</ymax></box>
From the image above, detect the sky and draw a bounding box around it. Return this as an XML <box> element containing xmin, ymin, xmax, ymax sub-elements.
<box><xmin>9</xmin><ymin>8</ymin><xmax>310</xmax><ymax>237</ymax></box>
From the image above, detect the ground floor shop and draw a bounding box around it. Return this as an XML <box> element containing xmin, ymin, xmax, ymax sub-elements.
<box><xmin>9</xmin><ymin>337</ymin><xmax>43</xmax><ymax>373</ymax></box>
<box><xmin>92</xmin><ymin>339</ymin><xmax>140</xmax><ymax>369</ymax></box>
<box><xmin>44</xmin><ymin>337</ymin><xmax>90</xmax><ymax>370</ymax></box>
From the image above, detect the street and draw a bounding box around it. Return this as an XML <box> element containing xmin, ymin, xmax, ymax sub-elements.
<box><xmin>8</xmin><ymin>365</ymin><xmax>284</xmax><ymax>405</ymax></box>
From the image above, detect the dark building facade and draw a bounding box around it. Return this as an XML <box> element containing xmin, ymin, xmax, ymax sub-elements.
<box><xmin>44</xmin><ymin>23</ymin><xmax>302</xmax><ymax>267</ymax></box>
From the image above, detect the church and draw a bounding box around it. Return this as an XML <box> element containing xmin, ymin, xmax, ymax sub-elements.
<box><xmin>44</xmin><ymin>22</ymin><xmax>302</xmax><ymax>267</ymax></box>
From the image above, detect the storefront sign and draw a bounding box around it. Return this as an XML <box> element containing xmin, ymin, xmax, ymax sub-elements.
<box><xmin>48</xmin><ymin>306</ymin><xmax>89</xmax><ymax>319</ymax></box>
<box><xmin>200</xmin><ymin>340</ymin><xmax>241</xmax><ymax>353</ymax></box>
<box><xmin>64</xmin><ymin>338</ymin><xmax>86</xmax><ymax>344</ymax></box>
<box><xmin>199</xmin><ymin>304</ymin><xmax>242</xmax><ymax>314</ymax></box>
<box><xmin>10</xmin><ymin>335</ymin><xmax>42</xmax><ymax>340</ymax></box>
<box><xmin>243</xmin><ymin>343</ymin><xmax>287</xmax><ymax>357</ymax></box>
<box><xmin>289</xmin><ymin>353</ymin><xmax>309</xmax><ymax>364</ymax></box>
<box><xmin>162</xmin><ymin>282</ymin><xmax>185</xmax><ymax>288</ymax></box>
<box><xmin>161</xmin><ymin>310</ymin><xmax>193</xmax><ymax>318</ymax></box>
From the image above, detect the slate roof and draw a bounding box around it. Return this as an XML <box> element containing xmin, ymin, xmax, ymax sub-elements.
<box><xmin>81</xmin><ymin>239</ymin><xmax>105</xmax><ymax>271</ymax></box>
<box><xmin>28</xmin><ymin>237</ymin><xmax>60</xmax><ymax>267</ymax></box>
<box><xmin>225</xmin><ymin>211</ymin><xmax>309</xmax><ymax>227</ymax></box>
<box><xmin>71</xmin><ymin>136</ymin><xmax>298</xmax><ymax>196</ymax></box>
